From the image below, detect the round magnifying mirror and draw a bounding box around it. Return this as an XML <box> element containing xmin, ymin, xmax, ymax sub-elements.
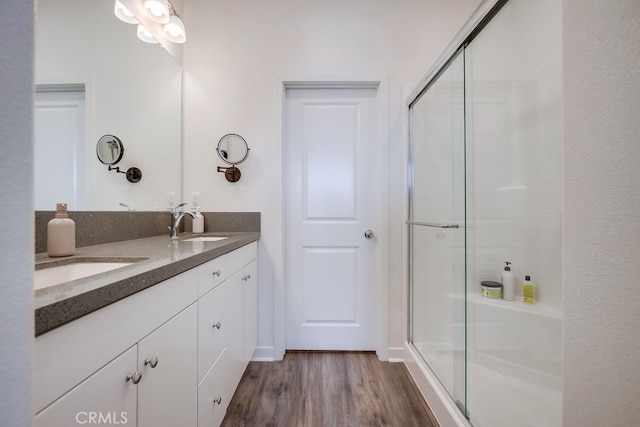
<box><xmin>96</xmin><ymin>135</ymin><xmax>124</xmax><ymax>166</ymax></box>
<box><xmin>216</xmin><ymin>134</ymin><xmax>249</xmax><ymax>165</ymax></box>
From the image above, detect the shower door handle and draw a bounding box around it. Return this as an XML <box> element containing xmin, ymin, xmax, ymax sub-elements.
<box><xmin>364</xmin><ymin>230</ymin><xmax>374</xmax><ymax>239</ymax></box>
<box><xmin>406</xmin><ymin>221</ymin><xmax>460</xmax><ymax>229</ymax></box>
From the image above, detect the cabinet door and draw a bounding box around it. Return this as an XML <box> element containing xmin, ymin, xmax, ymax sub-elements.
<box><xmin>243</xmin><ymin>259</ymin><xmax>258</xmax><ymax>363</ymax></box>
<box><xmin>198</xmin><ymin>281</ymin><xmax>227</xmax><ymax>382</ymax></box>
<box><xmin>35</xmin><ymin>345</ymin><xmax>138</xmax><ymax>427</ymax></box>
<box><xmin>138</xmin><ymin>303</ymin><xmax>198</xmax><ymax>427</ymax></box>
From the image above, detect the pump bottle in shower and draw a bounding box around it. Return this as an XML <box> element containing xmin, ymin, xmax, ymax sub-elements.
<box><xmin>501</xmin><ymin>261</ymin><xmax>515</xmax><ymax>301</ymax></box>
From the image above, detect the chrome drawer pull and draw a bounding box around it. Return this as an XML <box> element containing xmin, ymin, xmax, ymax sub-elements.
<box><xmin>144</xmin><ymin>356</ymin><xmax>159</xmax><ymax>368</ymax></box>
<box><xmin>126</xmin><ymin>371</ymin><xmax>142</xmax><ymax>384</ymax></box>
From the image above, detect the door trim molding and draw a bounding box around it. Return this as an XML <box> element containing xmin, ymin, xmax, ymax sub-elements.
<box><xmin>275</xmin><ymin>74</ymin><xmax>390</xmax><ymax>360</ymax></box>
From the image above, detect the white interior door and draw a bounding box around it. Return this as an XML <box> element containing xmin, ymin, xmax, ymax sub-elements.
<box><xmin>285</xmin><ymin>86</ymin><xmax>378</xmax><ymax>350</ymax></box>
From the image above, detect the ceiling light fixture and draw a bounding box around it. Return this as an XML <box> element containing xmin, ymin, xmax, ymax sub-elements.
<box><xmin>163</xmin><ymin>12</ymin><xmax>186</xmax><ymax>44</ymax></box>
<box><xmin>144</xmin><ymin>0</ymin><xmax>170</xmax><ymax>24</ymax></box>
<box><xmin>114</xmin><ymin>0</ymin><xmax>138</xmax><ymax>24</ymax></box>
<box><xmin>136</xmin><ymin>24</ymin><xmax>159</xmax><ymax>44</ymax></box>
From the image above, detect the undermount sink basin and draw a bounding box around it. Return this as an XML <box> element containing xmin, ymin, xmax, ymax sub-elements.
<box><xmin>35</xmin><ymin>257</ymin><xmax>147</xmax><ymax>290</ymax></box>
<box><xmin>183</xmin><ymin>236</ymin><xmax>228</xmax><ymax>242</ymax></box>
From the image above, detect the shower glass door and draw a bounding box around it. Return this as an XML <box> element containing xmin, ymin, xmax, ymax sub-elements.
<box><xmin>409</xmin><ymin>51</ymin><xmax>467</xmax><ymax>415</ymax></box>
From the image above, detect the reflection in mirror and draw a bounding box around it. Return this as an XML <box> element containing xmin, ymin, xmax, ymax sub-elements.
<box><xmin>34</xmin><ymin>0</ymin><xmax>182</xmax><ymax>211</ymax></box>
<box><xmin>96</xmin><ymin>135</ymin><xmax>143</xmax><ymax>183</ymax></box>
<box><xmin>96</xmin><ymin>135</ymin><xmax>124</xmax><ymax>166</ymax></box>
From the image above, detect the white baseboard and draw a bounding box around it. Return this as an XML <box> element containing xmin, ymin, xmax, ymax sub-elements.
<box><xmin>388</xmin><ymin>347</ymin><xmax>405</xmax><ymax>362</ymax></box>
<box><xmin>251</xmin><ymin>346</ymin><xmax>275</xmax><ymax>362</ymax></box>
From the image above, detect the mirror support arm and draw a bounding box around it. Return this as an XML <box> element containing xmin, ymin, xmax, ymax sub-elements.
<box><xmin>217</xmin><ymin>166</ymin><xmax>241</xmax><ymax>182</ymax></box>
<box><xmin>107</xmin><ymin>165</ymin><xmax>143</xmax><ymax>183</ymax></box>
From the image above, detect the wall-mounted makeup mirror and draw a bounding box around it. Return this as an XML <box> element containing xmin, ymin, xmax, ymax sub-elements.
<box><xmin>96</xmin><ymin>135</ymin><xmax>142</xmax><ymax>183</ymax></box>
<box><xmin>216</xmin><ymin>134</ymin><xmax>250</xmax><ymax>182</ymax></box>
<box><xmin>96</xmin><ymin>134</ymin><xmax>124</xmax><ymax>165</ymax></box>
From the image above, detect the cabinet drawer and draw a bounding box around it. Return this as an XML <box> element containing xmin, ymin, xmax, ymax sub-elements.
<box><xmin>198</xmin><ymin>282</ymin><xmax>227</xmax><ymax>382</ymax></box>
<box><xmin>197</xmin><ymin>255</ymin><xmax>227</xmax><ymax>297</ymax></box>
<box><xmin>226</xmin><ymin>242</ymin><xmax>257</xmax><ymax>275</ymax></box>
<box><xmin>198</xmin><ymin>349</ymin><xmax>232</xmax><ymax>427</ymax></box>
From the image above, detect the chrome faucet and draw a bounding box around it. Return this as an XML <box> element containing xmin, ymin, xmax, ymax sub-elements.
<box><xmin>169</xmin><ymin>203</ymin><xmax>196</xmax><ymax>239</ymax></box>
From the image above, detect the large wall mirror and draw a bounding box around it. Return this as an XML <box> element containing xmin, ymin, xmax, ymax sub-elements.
<box><xmin>34</xmin><ymin>0</ymin><xmax>182</xmax><ymax>211</ymax></box>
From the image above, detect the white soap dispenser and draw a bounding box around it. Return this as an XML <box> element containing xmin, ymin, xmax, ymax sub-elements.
<box><xmin>501</xmin><ymin>261</ymin><xmax>515</xmax><ymax>301</ymax></box>
<box><xmin>192</xmin><ymin>208</ymin><xmax>204</xmax><ymax>233</ymax></box>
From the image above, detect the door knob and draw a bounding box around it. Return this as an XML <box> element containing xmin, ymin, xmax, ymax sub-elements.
<box><xmin>364</xmin><ymin>230</ymin><xmax>374</xmax><ymax>239</ymax></box>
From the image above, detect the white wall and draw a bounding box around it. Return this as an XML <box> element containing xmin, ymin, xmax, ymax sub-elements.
<box><xmin>563</xmin><ymin>0</ymin><xmax>640</xmax><ymax>424</ymax></box>
<box><xmin>0</xmin><ymin>0</ymin><xmax>34</xmax><ymax>426</ymax></box>
<box><xmin>182</xmin><ymin>0</ymin><xmax>481</xmax><ymax>359</ymax></box>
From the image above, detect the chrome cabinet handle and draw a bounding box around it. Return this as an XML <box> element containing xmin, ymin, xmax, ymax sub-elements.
<box><xmin>213</xmin><ymin>397</ymin><xmax>222</xmax><ymax>405</ymax></box>
<box><xmin>242</xmin><ymin>274</ymin><xmax>251</xmax><ymax>281</ymax></box>
<box><xmin>364</xmin><ymin>229</ymin><xmax>374</xmax><ymax>239</ymax></box>
<box><xmin>212</xmin><ymin>321</ymin><xmax>221</xmax><ymax>330</ymax></box>
<box><xmin>126</xmin><ymin>371</ymin><xmax>142</xmax><ymax>384</ymax></box>
<box><xmin>144</xmin><ymin>356</ymin><xmax>159</xmax><ymax>368</ymax></box>
<box><xmin>212</xmin><ymin>269</ymin><xmax>221</xmax><ymax>277</ymax></box>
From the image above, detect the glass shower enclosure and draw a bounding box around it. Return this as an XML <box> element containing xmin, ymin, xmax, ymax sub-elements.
<box><xmin>408</xmin><ymin>51</ymin><xmax>467</xmax><ymax>415</ymax></box>
<box><xmin>408</xmin><ymin>0</ymin><xmax>563</xmax><ymax>426</ymax></box>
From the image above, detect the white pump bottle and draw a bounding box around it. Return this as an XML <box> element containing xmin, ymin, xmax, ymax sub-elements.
<box><xmin>501</xmin><ymin>261</ymin><xmax>515</xmax><ymax>301</ymax></box>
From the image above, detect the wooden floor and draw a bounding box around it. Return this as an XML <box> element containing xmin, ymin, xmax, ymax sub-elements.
<box><xmin>221</xmin><ymin>351</ymin><xmax>438</xmax><ymax>427</ymax></box>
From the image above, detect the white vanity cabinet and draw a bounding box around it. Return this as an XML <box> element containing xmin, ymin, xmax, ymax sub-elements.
<box><xmin>35</xmin><ymin>302</ymin><xmax>198</xmax><ymax>427</ymax></box>
<box><xmin>35</xmin><ymin>240</ymin><xmax>258</xmax><ymax>427</ymax></box>
<box><xmin>197</xmin><ymin>242</ymin><xmax>257</xmax><ymax>427</ymax></box>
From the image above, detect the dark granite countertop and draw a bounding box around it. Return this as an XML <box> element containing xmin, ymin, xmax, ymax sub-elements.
<box><xmin>34</xmin><ymin>231</ymin><xmax>259</xmax><ymax>336</ymax></box>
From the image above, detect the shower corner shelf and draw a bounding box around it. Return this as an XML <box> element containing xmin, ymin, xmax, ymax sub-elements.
<box><xmin>467</xmin><ymin>293</ymin><xmax>563</xmax><ymax>320</ymax></box>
